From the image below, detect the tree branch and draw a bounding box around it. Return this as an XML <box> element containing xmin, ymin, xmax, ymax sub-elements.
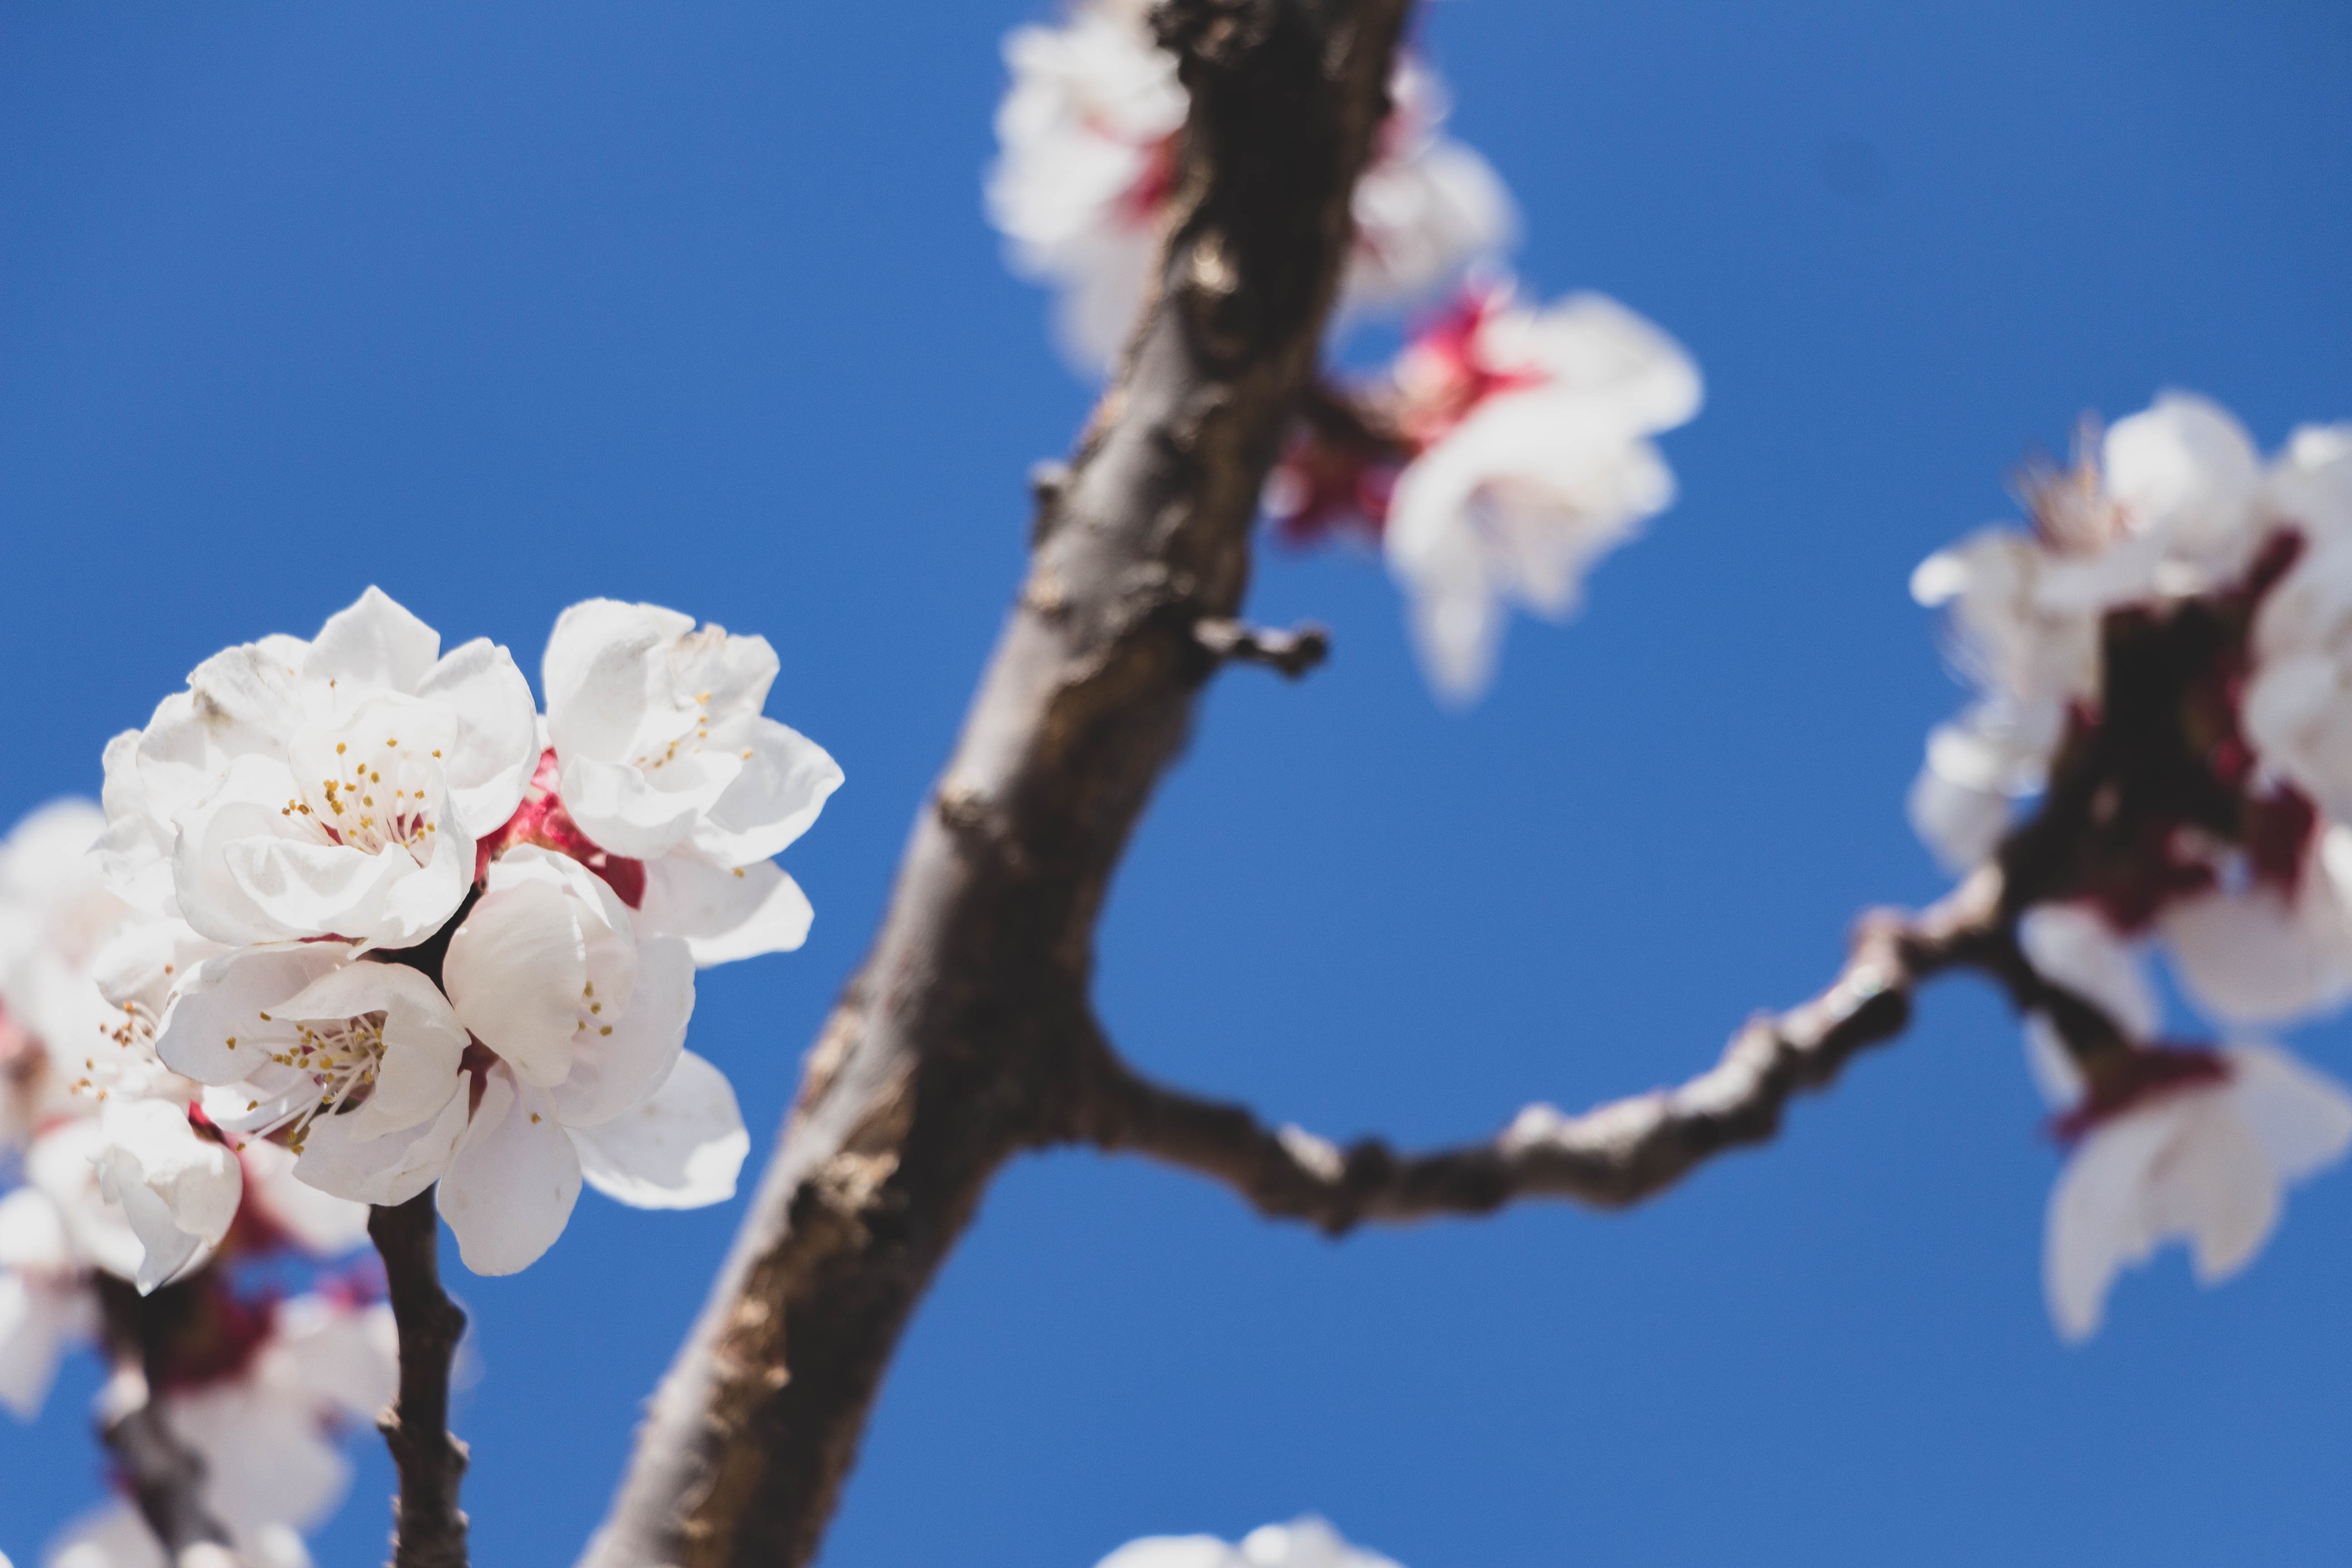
<box><xmin>1079</xmin><ymin>870</ymin><xmax>2034</xmax><ymax>1228</ymax></box>
<box><xmin>369</xmin><ymin>1189</ymin><xmax>470</xmax><ymax>1568</ymax></box>
<box><xmin>579</xmin><ymin>3</ymin><xmax>1414</xmax><ymax>1564</ymax></box>
<box><xmin>93</xmin><ymin>1275</ymin><xmax>239</xmax><ymax>1564</ymax></box>
<box><xmin>1194</xmin><ymin>616</ymin><xmax>1331</xmax><ymax>676</ymax></box>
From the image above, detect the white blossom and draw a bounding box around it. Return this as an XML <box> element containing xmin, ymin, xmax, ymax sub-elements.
<box><xmin>98</xmin><ymin>587</ymin><xmax>538</xmax><ymax>951</ymax></box>
<box><xmin>2043</xmin><ymin>1043</ymin><xmax>2352</xmax><ymax>1343</ymax></box>
<box><xmin>1098</xmin><ymin>1518</ymin><xmax>1403</xmax><ymax>1568</ymax></box>
<box><xmin>1380</xmin><ymin>283</ymin><xmax>1701</xmax><ymax>702</ymax></box>
<box><xmin>0</xmin><ymin>1187</ymin><xmax>96</xmax><ymax>1420</ymax></box>
<box><xmin>160</xmin><ymin>848</ymin><xmax>742</xmax><ymax>1275</ymax></box>
<box><xmin>43</xmin><ymin>1289</ymin><xmax>397</xmax><ymax>1568</ymax></box>
<box><xmin>986</xmin><ymin>0</ymin><xmax>1513</xmax><ymax>372</ymax></box>
<box><xmin>540</xmin><ymin>599</ymin><xmax>839</xmax><ymax>966</ymax></box>
<box><xmin>1908</xmin><ymin>394</ymin><xmax>2352</xmax><ymax>873</ymax></box>
<box><xmin>2016</xmin><ymin>902</ymin><xmax>2352</xmax><ymax>1340</ymax></box>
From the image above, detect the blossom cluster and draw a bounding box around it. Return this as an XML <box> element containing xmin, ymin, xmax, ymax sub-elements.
<box><xmin>1911</xmin><ymin>393</ymin><xmax>2352</xmax><ymax>1338</ymax></box>
<box><xmin>84</xmin><ymin>588</ymin><xmax>838</xmax><ymax>1281</ymax></box>
<box><xmin>1267</xmin><ymin>280</ymin><xmax>1700</xmax><ymax>702</ymax></box>
<box><xmin>986</xmin><ymin>0</ymin><xmax>1516</xmax><ymax>373</ymax></box>
<box><xmin>986</xmin><ymin>2</ymin><xmax>1700</xmax><ymax>707</ymax></box>
<box><xmin>3</xmin><ymin>587</ymin><xmax>833</xmax><ymax>1558</ymax></box>
<box><xmin>0</xmin><ymin>798</ymin><xmax>396</xmax><ymax>1564</ymax></box>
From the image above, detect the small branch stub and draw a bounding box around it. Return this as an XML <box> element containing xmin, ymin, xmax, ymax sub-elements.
<box><xmin>369</xmin><ymin>1189</ymin><xmax>471</xmax><ymax>1568</ymax></box>
<box><xmin>1195</xmin><ymin>616</ymin><xmax>1331</xmax><ymax>677</ymax></box>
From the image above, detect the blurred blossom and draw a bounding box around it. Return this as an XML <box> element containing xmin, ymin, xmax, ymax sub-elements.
<box><xmin>1268</xmin><ymin>278</ymin><xmax>1701</xmax><ymax>703</ymax></box>
<box><xmin>1912</xmin><ymin>401</ymin><xmax>2352</xmax><ymax>1335</ymax></box>
<box><xmin>986</xmin><ymin>0</ymin><xmax>1514</xmax><ymax>373</ymax></box>
<box><xmin>1097</xmin><ymin>1517</ymin><xmax>1404</xmax><ymax>1568</ymax></box>
<box><xmin>2020</xmin><ymin>906</ymin><xmax>2352</xmax><ymax>1340</ymax></box>
<box><xmin>44</xmin><ymin>1283</ymin><xmax>397</xmax><ymax>1568</ymax></box>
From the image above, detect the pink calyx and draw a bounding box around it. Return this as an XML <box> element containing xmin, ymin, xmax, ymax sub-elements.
<box><xmin>475</xmin><ymin>749</ymin><xmax>647</xmax><ymax>909</ymax></box>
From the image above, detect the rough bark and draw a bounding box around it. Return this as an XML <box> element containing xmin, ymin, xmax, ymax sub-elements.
<box><xmin>580</xmin><ymin>3</ymin><xmax>1414</xmax><ymax>1564</ymax></box>
<box><xmin>93</xmin><ymin>1274</ymin><xmax>238</xmax><ymax>1560</ymax></box>
<box><xmin>370</xmin><ymin>1188</ymin><xmax>471</xmax><ymax>1568</ymax></box>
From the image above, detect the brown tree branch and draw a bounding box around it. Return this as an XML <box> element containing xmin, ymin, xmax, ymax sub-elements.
<box><xmin>1194</xmin><ymin>616</ymin><xmax>1332</xmax><ymax>676</ymax></box>
<box><xmin>1076</xmin><ymin>858</ymin><xmax>2139</xmax><ymax>1230</ymax></box>
<box><xmin>93</xmin><ymin>1274</ymin><xmax>239</xmax><ymax>1563</ymax></box>
<box><xmin>1077</xmin><ymin>871</ymin><xmax>2015</xmax><ymax>1227</ymax></box>
<box><xmin>578</xmin><ymin>3</ymin><xmax>1415</xmax><ymax>1564</ymax></box>
<box><xmin>369</xmin><ymin>1189</ymin><xmax>470</xmax><ymax>1568</ymax></box>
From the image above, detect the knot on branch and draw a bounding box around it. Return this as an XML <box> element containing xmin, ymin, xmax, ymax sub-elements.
<box><xmin>1195</xmin><ymin>616</ymin><xmax>1331</xmax><ymax>677</ymax></box>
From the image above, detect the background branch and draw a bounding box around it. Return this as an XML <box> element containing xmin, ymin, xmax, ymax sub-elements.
<box><xmin>93</xmin><ymin>1274</ymin><xmax>238</xmax><ymax>1563</ymax></box>
<box><xmin>369</xmin><ymin>1188</ymin><xmax>470</xmax><ymax>1568</ymax></box>
<box><xmin>1079</xmin><ymin>869</ymin><xmax>2042</xmax><ymax>1228</ymax></box>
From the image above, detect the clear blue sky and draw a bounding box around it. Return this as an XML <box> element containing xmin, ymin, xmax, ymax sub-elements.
<box><xmin>4</xmin><ymin>2</ymin><xmax>2351</xmax><ymax>1563</ymax></box>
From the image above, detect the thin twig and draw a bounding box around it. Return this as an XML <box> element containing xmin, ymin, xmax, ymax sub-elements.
<box><xmin>1195</xmin><ymin>616</ymin><xmax>1332</xmax><ymax>677</ymax></box>
<box><xmin>93</xmin><ymin>1274</ymin><xmax>239</xmax><ymax>1562</ymax></box>
<box><xmin>1079</xmin><ymin>870</ymin><xmax>2034</xmax><ymax>1229</ymax></box>
<box><xmin>369</xmin><ymin>1188</ymin><xmax>470</xmax><ymax>1568</ymax></box>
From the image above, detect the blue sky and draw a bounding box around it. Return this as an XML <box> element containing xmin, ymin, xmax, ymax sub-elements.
<box><xmin>3</xmin><ymin>1</ymin><xmax>2350</xmax><ymax>1563</ymax></box>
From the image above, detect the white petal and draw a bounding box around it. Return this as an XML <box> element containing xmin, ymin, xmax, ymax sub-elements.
<box><xmin>2146</xmin><ymin>1093</ymin><xmax>2279</xmax><ymax>1284</ymax></box>
<box><xmin>2103</xmin><ymin>391</ymin><xmax>2261</xmax><ymax>567</ymax></box>
<box><xmin>558</xmin><ymin>753</ymin><xmax>731</xmax><ymax>861</ymax></box>
<box><xmin>2018</xmin><ymin>903</ymin><xmax>2161</xmax><ymax>1040</ymax></box>
<box><xmin>2161</xmin><ymin>873</ymin><xmax>2352</xmax><ymax>1027</ymax></box>
<box><xmin>294</xmin><ymin>1085</ymin><xmax>470</xmax><ymax>1208</ymax></box>
<box><xmin>44</xmin><ymin>1502</ymin><xmax>167</xmax><ymax>1568</ymax></box>
<box><xmin>167</xmin><ymin>1380</ymin><xmax>352</xmax><ymax>1538</ymax></box>
<box><xmin>303</xmin><ymin>585</ymin><xmax>441</xmax><ymax>694</ymax></box>
<box><xmin>636</xmin><ymin>857</ymin><xmax>814</xmax><ymax>966</ymax></box>
<box><xmin>1906</xmin><ymin>763</ymin><xmax>2010</xmax><ymax>875</ymax></box>
<box><xmin>171</xmin><ymin>754</ymin><xmax>318</xmax><ymax>945</ymax></box>
<box><xmin>2044</xmin><ymin>1102</ymin><xmax>2186</xmax><ymax>1342</ymax></box>
<box><xmin>272</xmin><ymin>959</ymin><xmax>468</xmax><ymax>1142</ymax></box>
<box><xmin>542</xmin><ymin>599</ymin><xmax>699</xmax><ymax>766</ymax></box>
<box><xmin>548</xmin><ymin>935</ymin><xmax>693</xmax><ymax>1130</ymax></box>
<box><xmin>2224</xmin><ymin>1043</ymin><xmax>2352</xmax><ymax>1183</ymax></box>
<box><xmin>684</xmin><ymin>719</ymin><xmax>842</xmax><ymax>867</ymax></box>
<box><xmin>413</xmin><ymin>638</ymin><xmax>539</xmax><ymax>837</ymax></box>
<box><xmin>240</xmin><ymin>1142</ymin><xmax>372</xmax><ymax>1257</ymax></box>
<box><xmin>269</xmin><ymin>1294</ymin><xmax>398</xmax><ymax>1420</ymax></box>
<box><xmin>1094</xmin><ymin>1540</ymin><xmax>1240</xmax><ymax>1568</ymax></box>
<box><xmin>95</xmin><ymin>1099</ymin><xmax>241</xmax><ymax>1294</ymax></box>
<box><xmin>0</xmin><ymin>1269</ymin><xmax>90</xmax><ymax>1419</ymax></box>
<box><xmin>442</xmin><ymin>873</ymin><xmax>590</xmax><ymax>1088</ymax></box>
<box><xmin>437</xmin><ymin>1068</ymin><xmax>582</xmax><ymax>1275</ymax></box>
<box><xmin>0</xmin><ymin>1187</ymin><xmax>75</xmax><ymax>1273</ymax></box>
<box><xmin>2022</xmin><ymin>1014</ymin><xmax>2087</xmax><ymax>1112</ymax></box>
<box><xmin>156</xmin><ymin>945</ymin><xmax>353</xmax><ymax>1087</ymax></box>
<box><xmin>571</xmin><ymin>1049</ymin><xmax>746</xmax><ymax>1210</ymax></box>
<box><xmin>1240</xmin><ymin>1517</ymin><xmax>1404</xmax><ymax>1568</ymax></box>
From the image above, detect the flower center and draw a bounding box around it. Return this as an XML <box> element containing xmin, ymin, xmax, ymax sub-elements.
<box><xmin>255</xmin><ymin>1008</ymin><xmax>387</xmax><ymax>1154</ymax></box>
<box><xmin>283</xmin><ymin>731</ymin><xmax>446</xmax><ymax>866</ymax></box>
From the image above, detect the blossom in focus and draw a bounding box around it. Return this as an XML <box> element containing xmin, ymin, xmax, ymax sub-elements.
<box><xmin>1267</xmin><ymin>279</ymin><xmax>1701</xmax><ymax>702</ymax></box>
<box><xmin>99</xmin><ymin>587</ymin><xmax>539</xmax><ymax>951</ymax></box>
<box><xmin>2016</xmin><ymin>903</ymin><xmax>2352</xmax><ymax>1340</ymax></box>
<box><xmin>538</xmin><ymin>599</ymin><xmax>842</xmax><ymax>966</ymax></box>
<box><xmin>44</xmin><ymin>1283</ymin><xmax>398</xmax><ymax>1568</ymax></box>
<box><xmin>1097</xmin><ymin>1518</ymin><xmax>1404</xmax><ymax>1568</ymax></box>
<box><xmin>1914</xmin><ymin>394</ymin><xmax>2352</xmax><ymax>1027</ymax></box>
<box><xmin>986</xmin><ymin>0</ymin><xmax>1514</xmax><ymax>372</ymax></box>
<box><xmin>100</xmin><ymin>592</ymin><xmax>814</xmax><ymax>1280</ymax></box>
